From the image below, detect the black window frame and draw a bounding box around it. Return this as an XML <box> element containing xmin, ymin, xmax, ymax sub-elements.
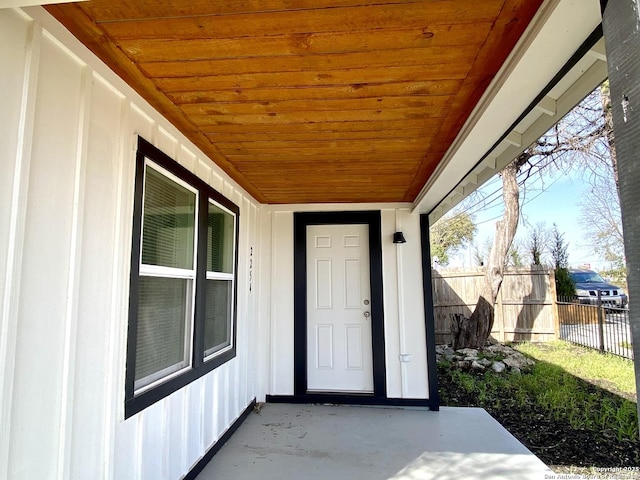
<box><xmin>125</xmin><ymin>137</ymin><xmax>239</xmax><ymax>418</ymax></box>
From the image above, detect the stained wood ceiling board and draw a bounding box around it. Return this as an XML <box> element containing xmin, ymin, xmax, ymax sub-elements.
<box><xmin>45</xmin><ymin>0</ymin><xmax>544</xmax><ymax>205</ymax></box>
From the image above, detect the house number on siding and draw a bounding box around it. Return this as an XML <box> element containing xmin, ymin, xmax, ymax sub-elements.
<box><xmin>249</xmin><ymin>246</ymin><xmax>253</xmax><ymax>292</ymax></box>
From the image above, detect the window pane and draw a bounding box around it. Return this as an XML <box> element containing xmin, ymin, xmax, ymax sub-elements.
<box><xmin>135</xmin><ymin>276</ymin><xmax>192</xmax><ymax>390</ymax></box>
<box><xmin>142</xmin><ymin>165</ymin><xmax>196</xmax><ymax>269</ymax></box>
<box><xmin>207</xmin><ymin>203</ymin><xmax>234</xmax><ymax>274</ymax></box>
<box><xmin>203</xmin><ymin>279</ymin><xmax>232</xmax><ymax>357</ymax></box>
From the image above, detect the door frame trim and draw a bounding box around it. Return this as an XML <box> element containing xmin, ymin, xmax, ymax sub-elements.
<box><xmin>293</xmin><ymin>211</ymin><xmax>387</xmax><ymax>399</ymax></box>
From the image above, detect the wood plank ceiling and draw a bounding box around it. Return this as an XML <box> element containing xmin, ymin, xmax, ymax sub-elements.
<box><xmin>46</xmin><ymin>0</ymin><xmax>543</xmax><ymax>204</ymax></box>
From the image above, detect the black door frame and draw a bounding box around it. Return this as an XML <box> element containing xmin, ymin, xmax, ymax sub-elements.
<box><xmin>293</xmin><ymin>211</ymin><xmax>387</xmax><ymax>400</ymax></box>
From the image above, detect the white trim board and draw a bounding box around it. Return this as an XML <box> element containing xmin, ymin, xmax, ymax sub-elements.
<box><xmin>1</xmin><ymin>0</ymin><xmax>86</xmax><ymax>8</ymax></box>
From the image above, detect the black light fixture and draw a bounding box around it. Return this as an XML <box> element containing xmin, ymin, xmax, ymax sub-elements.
<box><xmin>393</xmin><ymin>232</ymin><xmax>407</xmax><ymax>244</ymax></box>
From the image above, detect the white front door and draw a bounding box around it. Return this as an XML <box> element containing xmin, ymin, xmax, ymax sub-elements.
<box><xmin>306</xmin><ymin>224</ymin><xmax>373</xmax><ymax>393</ymax></box>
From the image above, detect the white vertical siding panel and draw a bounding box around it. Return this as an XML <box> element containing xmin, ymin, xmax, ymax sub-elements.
<box><xmin>235</xmin><ymin>191</ymin><xmax>247</xmax><ymax>412</ymax></box>
<box><xmin>217</xmin><ymin>367</ymin><xmax>230</xmax><ymax>438</ymax></box>
<box><xmin>167</xmin><ymin>392</ymin><xmax>187</xmax><ymax>480</ymax></box>
<box><xmin>161</xmin><ymin>399</ymin><xmax>171</xmax><ymax>479</ymax></box>
<box><xmin>2</xmin><ymin>9</ymin><xmax>263</xmax><ymax>480</ymax></box>
<box><xmin>235</xmin><ymin>233</ymin><xmax>246</xmax><ymax>413</ymax></box>
<box><xmin>9</xmin><ymin>32</ymin><xmax>83</xmax><ymax>479</ymax></box>
<box><xmin>113</xmin><ymin>417</ymin><xmax>140</xmax><ymax>480</ymax></box>
<box><xmin>196</xmin><ymin>157</ymin><xmax>211</xmax><ymax>183</ymax></box>
<box><xmin>185</xmin><ymin>382</ymin><xmax>204</xmax><ymax>469</ymax></box>
<box><xmin>110</xmin><ymin>98</ymin><xmax>143</xmax><ymax>480</ymax></box>
<box><xmin>105</xmin><ymin>95</ymin><xmax>134</xmax><ymax>480</ymax></box>
<box><xmin>140</xmin><ymin>402</ymin><xmax>166</xmax><ymax>479</ymax></box>
<box><xmin>0</xmin><ymin>12</ymin><xmax>38</xmax><ymax>479</ymax></box>
<box><xmin>397</xmin><ymin>212</ymin><xmax>428</xmax><ymax>398</ymax></box>
<box><xmin>209</xmin><ymin>170</ymin><xmax>224</xmax><ymax>192</ymax></box>
<box><xmin>270</xmin><ymin>212</ymin><xmax>294</xmax><ymax>394</ymax></box>
<box><xmin>224</xmin><ymin>363</ymin><xmax>235</xmax><ymax>429</ymax></box>
<box><xmin>216</xmin><ymin>366</ymin><xmax>227</xmax><ymax>434</ymax></box>
<box><xmin>156</xmin><ymin>126</ymin><xmax>178</xmax><ymax>160</ymax></box>
<box><xmin>228</xmin><ymin>363</ymin><xmax>236</xmax><ymax>427</ymax></box>
<box><xmin>0</xmin><ymin>10</ymin><xmax>29</xmax><ymax>312</ymax></box>
<box><xmin>57</xmin><ymin>64</ymin><xmax>92</xmax><ymax>480</ymax></box>
<box><xmin>240</xmin><ymin>198</ymin><xmax>254</xmax><ymax>403</ymax></box>
<box><xmin>211</xmin><ymin>371</ymin><xmax>221</xmax><ymax>441</ymax></box>
<box><xmin>223</xmin><ymin>181</ymin><xmax>235</xmax><ymax>202</ymax></box>
<box><xmin>178</xmin><ymin>144</ymin><xmax>197</xmax><ymax>172</ymax></box>
<box><xmin>381</xmin><ymin>209</ymin><xmax>402</xmax><ymax>398</ymax></box>
<box><xmin>202</xmin><ymin>374</ymin><xmax>215</xmax><ymax>449</ymax></box>
<box><xmin>235</xmin><ymin>365</ymin><xmax>243</xmax><ymax>420</ymax></box>
<box><xmin>247</xmin><ymin>203</ymin><xmax>259</xmax><ymax>400</ymax></box>
<box><xmin>256</xmin><ymin>208</ymin><xmax>272</xmax><ymax>401</ymax></box>
<box><xmin>69</xmin><ymin>74</ymin><xmax>123</xmax><ymax>479</ymax></box>
<box><xmin>233</xmin><ymin>191</ymin><xmax>244</xmax><ymax>212</ymax></box>
<box><xmin>129</xmin><ymin>104</ymin><xmax>156</xmax><ymax>148</ymax></box>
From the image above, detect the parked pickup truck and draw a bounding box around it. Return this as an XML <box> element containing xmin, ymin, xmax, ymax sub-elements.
<box><xmin>569</xmin><ymin>269</ymin><xmax>628</xmax><ymax>308</ymax></box>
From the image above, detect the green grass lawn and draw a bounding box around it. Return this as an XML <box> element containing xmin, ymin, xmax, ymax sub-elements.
<box><xmin>514</xmin><ymin>342</ymin><xmax>637</xmax><ymax>441</ymax></box>
<box><xmin>438</xmin><ymin>340</ymin><xmax>640</xmax><ymax>468</ymax></box>
<box><xmin>515</xmin><ymin>341</ymin><xmax>636</xmax><ymax>400</ymax></box>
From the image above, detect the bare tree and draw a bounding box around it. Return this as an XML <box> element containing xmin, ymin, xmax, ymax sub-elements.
<box><xmin>507</xmin><ymin>240</ymin><xmax>525</xmax><ymax>267</ymax></box>
<box><xmin>578</xmin><ymin>173</ymin><xmax>625</xmax><ymax>279</ymax></box>
<box><xmin>451</xmin><ymin>82</ymin><xmax>621</xmax><ymax>349</ymax></box>
<box><xmin>472</xmin><ymin>245</ymin><xmax>485</xmax><ymax>267</ymax></box>
<box><xmin>525</xmin><ymin>84</ymin><xmax>616</xmax><ymax>184</ymax></box>
<box><xmin>578</xmin><ymin>175</ymin><xmax>623</xmax><ymax>260</ymax></box>
<box><xmin>452</xmin><ymin>160</ymin><xmax>524</xmax><ymax>349</ymax></box>
<box><xmin>526</xmin><ymin>222</ymin><xmax>549</xmax><ymax>266</ymax></box>
<box><xmin>472</xmin><ymin>236</ymin><xmax>493</xmax><ymax>267</ymax></box>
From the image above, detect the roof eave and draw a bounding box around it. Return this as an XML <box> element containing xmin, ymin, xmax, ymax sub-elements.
<box><xmin>413</xmin><ymin>0</ymin><xmax>604</xmax><ymax>219</ymax></box>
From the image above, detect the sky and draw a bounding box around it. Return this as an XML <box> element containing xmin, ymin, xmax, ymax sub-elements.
<box><xmin>447</xmin><ymin>165</ymin><xmax>607</xmax><ymax>270</ymax></box>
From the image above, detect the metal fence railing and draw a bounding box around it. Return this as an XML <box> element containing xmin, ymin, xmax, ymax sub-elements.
<box><xmin>557</xmin><ymin>295</ymin><xmax>633</xmax><ymax>359</ymax></box>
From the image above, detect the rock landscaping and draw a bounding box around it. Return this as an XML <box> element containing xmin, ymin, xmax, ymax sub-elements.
<box><xmin>435</xmin><ymin>343</ymin><xmax>535</xmax><ymax>374</ymax></box>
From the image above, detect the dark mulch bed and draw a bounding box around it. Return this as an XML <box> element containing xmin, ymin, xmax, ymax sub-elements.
<box><xmin>437</xmin><ymin>365</ymin><xmax>640</xmax><ymax>472</ymax></box>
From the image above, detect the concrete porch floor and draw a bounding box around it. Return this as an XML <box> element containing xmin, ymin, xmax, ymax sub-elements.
<box><xmin>196</xmin><ymin>403</ymin><xmax>553</xmax><ymax>480</ymax></box>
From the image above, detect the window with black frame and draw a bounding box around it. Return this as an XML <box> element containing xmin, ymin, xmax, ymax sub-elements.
<box><xmin>125</xmin><ymin>137</ymin><xmax>239</xmax><ymax>417</ymax></box>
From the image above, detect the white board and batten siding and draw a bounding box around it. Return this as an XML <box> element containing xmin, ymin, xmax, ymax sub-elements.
<box><xmin>1</xmin><ymin>6</ymin><xmax>433</xmax><ymax>480</ymax></box>
<box><xmin>266</xmin><ymin>206</ymin><xmax>430</xmax><ymax>400</ymax></box>
<box><xmin>0</xmin><ymin>7</ymin><xmax>260</xmax><ymax>480</ymax></box>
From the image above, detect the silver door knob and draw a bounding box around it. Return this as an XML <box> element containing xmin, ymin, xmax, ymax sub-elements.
<box><xmin>364</xmin><ymin>311</ymin><xmax>370</xmax><ymax>318</ymax></box>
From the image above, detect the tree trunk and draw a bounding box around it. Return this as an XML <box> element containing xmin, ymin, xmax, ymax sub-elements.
<box><xmin>452</xmin><ymin>161</ymin><xmax>521</xmax><ymax>349</ymax></box>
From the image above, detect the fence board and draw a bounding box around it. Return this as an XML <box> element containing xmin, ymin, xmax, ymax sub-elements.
<box><xmin>432</xmin><ymin>267</ymin><xmax>556</xmax><ymax>344</ymax></box>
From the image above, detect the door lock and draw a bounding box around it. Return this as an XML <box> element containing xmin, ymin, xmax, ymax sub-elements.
<box><xmin>364</xmin><ymin>311</ymin><xmax>370</xmax><ymax>318</ymax></box>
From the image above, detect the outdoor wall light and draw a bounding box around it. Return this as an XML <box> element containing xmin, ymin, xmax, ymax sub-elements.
<box><xmin>393</xmin><ymin>232</ymin><xmax>407</xmax><ymax>244</ymax></box>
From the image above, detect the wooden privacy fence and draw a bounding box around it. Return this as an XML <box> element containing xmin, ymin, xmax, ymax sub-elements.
<box><xmin>432</xmin><ymin>267</ymin><xmax>558</xmax><ymax>344</ymax></box>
